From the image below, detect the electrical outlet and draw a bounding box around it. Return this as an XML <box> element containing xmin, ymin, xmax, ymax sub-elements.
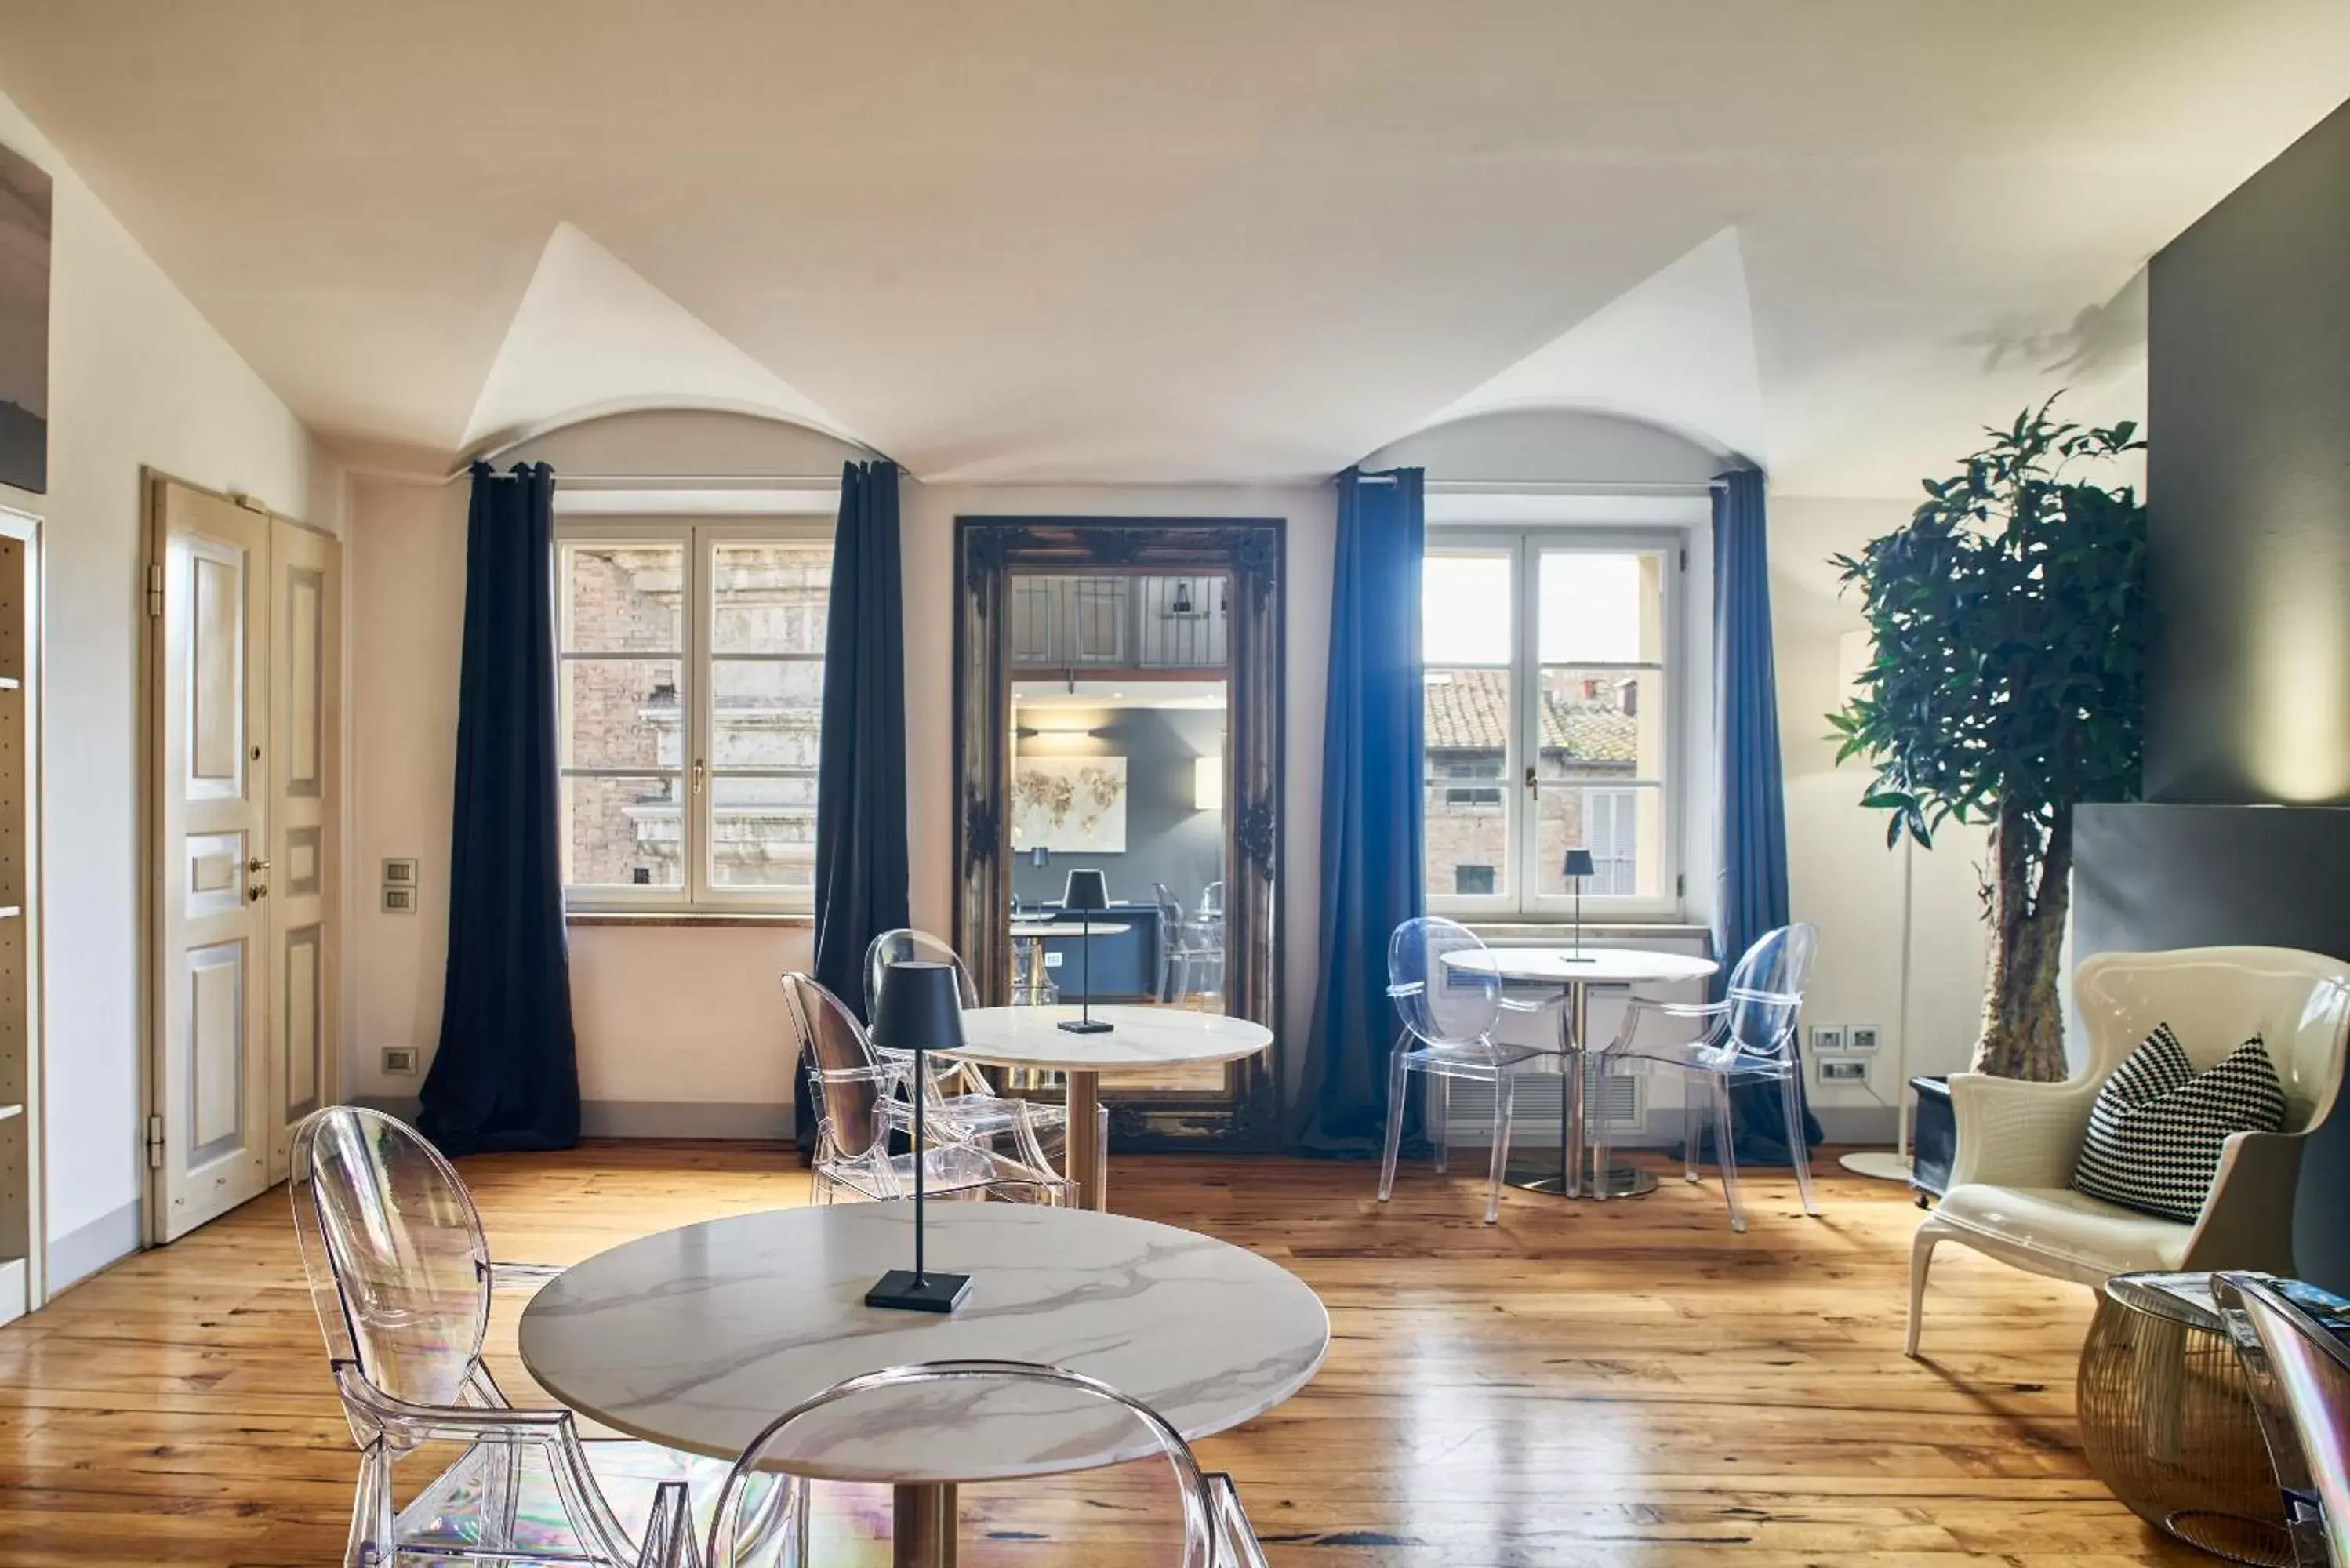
<box><xmin>382</xmin><ymin>1047</ymin><xmax>419</xmax><ymax>1076</ymax></box>
<box><xmin>1811</xmin><ymin>1024</ymin><xmax>1847</xmax><ymax>1054</ymax></box>
<box><xmin>1819</xmin><ymin>1058</ymin><xmax>1868</xmax><ymax>1083</ymax></box>
<box><xmin>1849</xmin><ymin>1025</ymin><xmax>1882</xmax><ymax>1051</ymax></box>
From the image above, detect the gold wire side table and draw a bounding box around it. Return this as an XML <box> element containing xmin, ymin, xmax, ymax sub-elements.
<box><xmin>2078</xmin><ymin>1272</ymin><xmax>2291</xmax><ymax>1566</ymax></box>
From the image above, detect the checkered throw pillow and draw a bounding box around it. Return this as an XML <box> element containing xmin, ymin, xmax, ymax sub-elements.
<box><xmin>2071</xmin><ymin>1022</ymin><xmax>2287</xmax><ymax>1224</ymax></box>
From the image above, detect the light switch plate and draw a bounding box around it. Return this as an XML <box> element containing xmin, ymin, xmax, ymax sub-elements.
<box><xmin>381</xmin><ymin>1047</ymin><xmax>419</xmax><ymax>1076</ymax></box>
<box><xmin>1849</xmin><ymin>1025</ymin><xmax>1882</xmax><ymax>1051</ymax></box>
<box><xmin>1811</xmin><ymin>1024</ymin><xmax>1847</xmax><ymax>1054</ymax></box>
<box><xmin>381</xmin><ymin>885</ymin><xmax>418</xmax><ymax>915</ymax></box>
<box><xmin>383</xmin><ymin>858</ymin><xmax>420</xmax><ymax>885</ymax></box>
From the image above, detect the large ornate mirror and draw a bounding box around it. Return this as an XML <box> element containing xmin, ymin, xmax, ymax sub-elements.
<box><xmin>953</xmin><ymin>518</ymin><xmax>1283</xmax><ymax>1149</ymax></box>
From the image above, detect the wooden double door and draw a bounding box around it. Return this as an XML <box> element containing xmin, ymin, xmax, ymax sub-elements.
<box><xmin>147</xmin><ymin>478</ymin><xmax>341</xmax><ymax>1243</ymax></box>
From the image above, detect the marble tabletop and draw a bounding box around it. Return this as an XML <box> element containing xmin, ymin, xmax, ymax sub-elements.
<box><xmin>944</xmin><ymin>1004</ymin><xmax>1273</xmax><ymax>1073</ymax></box>
<box><xmin>1444</xmin><ymin>945</ymin><xmax>1718</xmax><ymax>988</ymax></box>
<box><xmin>518</xmin><ymin>1201</ymin><xmax>1328</xmax><ymax>1485</ymax></box>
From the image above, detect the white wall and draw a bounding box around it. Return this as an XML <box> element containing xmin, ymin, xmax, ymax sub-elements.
<box><xmin>0</xmin><ymin>87</ymin><xmax>348</xmax><ymax>1283</ymax></box>
<box><xmin>1769</xmin><ymin>495</ymin><xmax>1989</xmax><ymax>1130</ymax></box>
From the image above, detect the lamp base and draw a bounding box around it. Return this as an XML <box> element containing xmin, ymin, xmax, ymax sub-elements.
<box><xmin>864</xmin><ymin>1269</ymin><xmax>973</xmax><ymax>1313</ymax></box>
<box><xmin>1838</xmin><ymin>1150</ymin><xmax>1912</xmax><ymax>1182</ymax></box>
<box><xmin>1056</xmin><ymin>1018</ymin><xmax>1113</xmax><ymax>1034</ymax></box>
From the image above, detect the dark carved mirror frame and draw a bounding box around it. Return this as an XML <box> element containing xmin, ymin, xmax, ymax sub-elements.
<box><xmin>953</xmin><ymin>517</ymin><xmax>1284</xmax><ymax>1150</ymax></box>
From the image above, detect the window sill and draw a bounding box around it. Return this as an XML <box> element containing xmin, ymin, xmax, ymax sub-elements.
<box><xmin>1466</xmin><ymin>920</ymin><xmax>1709</xmax><ymax>944</ymax></box>
<box><xmin>566</xmin><ymin>911</ymin><xmax>814</xmax><ymax>930</ymax></box>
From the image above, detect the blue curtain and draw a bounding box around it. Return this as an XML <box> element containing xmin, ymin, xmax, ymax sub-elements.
<box><xmin>1292</xmin><ymin>467</ymin><xmax>1426</xmax><ymax>1156</ymax></box>
<box><xmin>805</xmin><ymin>459</ymin><xmax>911</xmax><ymax>1150</ymax></box>
<box><xmin>418</xmin><ymin>463</ymin><xmax>581</xmax><ymax>1156</ymax></box>
<box><xmin>1711</xmin><ymin>468</ymin><xmax>1822</xmax><ymax>1161</ymax></box>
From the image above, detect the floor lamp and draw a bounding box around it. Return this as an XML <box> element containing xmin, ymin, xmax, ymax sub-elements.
<box><xmin>1840</xmin><ymin>776</ymin><xmax>1916</xmax><ymax>1181</ymax></box>
<box><xmin>1837</xmin><ymin>630</ymin><xmax>1914</xmax><ymax>1183</ymax></box>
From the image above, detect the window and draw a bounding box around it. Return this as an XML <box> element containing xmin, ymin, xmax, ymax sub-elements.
<box><xmin>1423</xmin><ymin>532</ymin><xmax>1678</xmax><ymax>919</ymax></box>
<box><xmin>556</xmin><ymin>521</ymin><xmax>830</xmax><ymax>913</ymax></box>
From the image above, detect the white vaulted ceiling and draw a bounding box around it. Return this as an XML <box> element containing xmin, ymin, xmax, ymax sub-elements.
<box><xmin>0</xmin><ymin>2</ymin><xmax>2342</xmax><ymax>492</ymax></box>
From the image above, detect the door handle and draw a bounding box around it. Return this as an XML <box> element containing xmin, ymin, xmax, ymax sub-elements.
<box><xmin>248</xmin><ymin>857</ymin><xmax>271</xmax><ymax>873</ymax></box>
<box><xmin>248</xmin><ymin>883</ymin><xmax>269</xmax><ymax>901</ymax></box>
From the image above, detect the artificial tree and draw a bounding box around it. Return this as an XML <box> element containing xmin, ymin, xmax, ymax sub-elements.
<box><xmin>1828</xmin><ymin>397</ymin><xmax>2147</xmax><ymax>1081</ymax></box>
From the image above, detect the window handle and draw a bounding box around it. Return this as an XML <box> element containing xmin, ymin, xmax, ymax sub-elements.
<box><xmin>1524</xmin><ymin>765</ymin><xmax>1537</xmax><ymax>791</ymax></box>
<box><xmin>692</xmin><ymin>759</ymin><xmax>706</xmax><ymax>797</ymax></box>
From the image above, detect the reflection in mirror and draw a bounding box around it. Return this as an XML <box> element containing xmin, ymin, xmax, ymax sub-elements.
<box><xmin>1005</xmin><ymin>570</ymin><xmax>1230</xmax><ymax>1093</ymax></box>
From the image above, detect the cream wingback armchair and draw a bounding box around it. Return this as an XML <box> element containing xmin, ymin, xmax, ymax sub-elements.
<box><xmin>1907</xmin><ymin>946</ymin><xmax>2350</xmax><ymax>1358</ymax></box>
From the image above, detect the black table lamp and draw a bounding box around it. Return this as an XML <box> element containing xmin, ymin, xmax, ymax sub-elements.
<box><xmin>1058</xmin><ymin>868</ymin><xmax>1113</xmax><ymax>1035</ymax></box>
<box><xmin>1563</xmin><ymin>848</ymin><xmax>1597</xmax><ymax>961</ymax></box>
<box><xmin>863</xmin><ymin>960</ymin><xmax>973</xmax><ymax>1314</ymax></box>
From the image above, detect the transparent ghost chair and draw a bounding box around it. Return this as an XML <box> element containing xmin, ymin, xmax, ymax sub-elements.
<box><xmin>637</xmin><ymin>1359</ymin><xmax>1269</xmax><ymax>1567</ymax></box>
<box><xmin>1378</xmin><ymin>916</ymin><xmax>1570</xmax><ymax>1225</ymax></box>
<box><xmin>1587</xmin><ymin>922</ymin><xmax>1822</xmax><ymax>1232</ymax></box>
<box><xmin>863</xmin><ymin>929</ymin><xmax>1107</xmax><ymax>1185</ymax></box>
<box><xmin>2216</xmin><ymin>1272</ymin><xmax>2350</xmax><ymax>1568</ymax></box>
<box><xmin>1148</xmin><ymin>884</ymin><xmax>1222</xmax><ymax>1004</ymax></box>
<box><xmin>783</xmin><ymin>971</ymin><xmax>1073</xmax><ymax>1207</ymax></box>
<box><xmin>289</xmin><ymin>1105</ymin><xmax>727</xmax><ymax>1567</ymax></box>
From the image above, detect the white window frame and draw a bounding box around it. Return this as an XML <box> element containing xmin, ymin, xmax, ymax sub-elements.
<box><xmin>554</xmin><ymin>517</ymin><xmax>830</xmax><ymax>915</ymax></box>
<box><xmin>1426</xmin><ymin>525</ymin><xmax>1684</xmax><ymax>923</ymax></box>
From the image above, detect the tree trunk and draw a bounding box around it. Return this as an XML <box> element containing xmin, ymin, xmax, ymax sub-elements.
<box><xmin>1971</xmin><ymin>799</ymin><xmax>2072</xmax><ymax>1081</ymax></box>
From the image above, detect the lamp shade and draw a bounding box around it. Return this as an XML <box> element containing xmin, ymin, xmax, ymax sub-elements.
<box><xmin>1563</xmin><ymin>848</ymin><xmax>1597</xmax><ymax>880</ymax></box>
<box><xmin>1062</xmin><ymin>868</ymin><xmax>1111</xmax><ymax>913</ymax></box>
<box><xmin>870</xmin><ymin>961</ymin><xmax>967</xmax><ymax>1054</ymax></box>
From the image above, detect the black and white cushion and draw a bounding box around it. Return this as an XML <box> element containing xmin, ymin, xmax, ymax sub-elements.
<box><xmin>2072</xmin><ymin>1022</ymin><xmax>2288</xmax><ymax>1224</ymax></box>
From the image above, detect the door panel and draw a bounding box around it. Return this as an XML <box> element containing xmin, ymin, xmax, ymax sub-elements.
<box><xmin>153</xmin><ymin>481</ymin><xmax>271</xmax><ymax>1240</ymax></box>
<box><xmin>267</xmin><ymin>517</ymin><xmax>340</xmax><ymax>1181</ymax></box>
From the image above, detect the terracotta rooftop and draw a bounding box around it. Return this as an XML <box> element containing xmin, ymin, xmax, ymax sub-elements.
<box><xmin>1423</xmin><ymin>668</ymin><xmax>1638</xmax><ymax>760</ymax></box>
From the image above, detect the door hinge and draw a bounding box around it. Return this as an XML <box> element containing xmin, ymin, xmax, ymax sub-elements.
<box><xmin>232</xmin><ymin>492</ymin><xmax>270</xmax><ymax>515</ymax></box>
<box><xmin>1676</xmin><ymin>873</ymin><xmax>1687</xmax><ymax>897</ymax></box>
<box><xmin>146</xmin><ymin>562</ymin><xmax>164</xmax><ymax>618</ymax></box>
<box><xmin>1679</xmin><ymin>547</ymin><xmax>1688</xmax><ymax>571</ymax></box>
<box><xmin>146</xmin><ymin>1113</ymin><xmax>165</xmax><ymax>1169</ymax></box>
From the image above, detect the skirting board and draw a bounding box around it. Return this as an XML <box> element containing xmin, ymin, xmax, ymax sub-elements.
<box><xmin>46</xmin><ymin>1198</ymin><xmax>141</xmax><ymax>1293</ymax></box>
<box><xmin>351</xmin><ymin>1094</ymin><xmax>794</xmax><ymax>1142</ymax></box>
<box><xmin>1437</xmin><ymin>1100</ymin><xmax>1896</xmax><ymax>1150</ymax></box>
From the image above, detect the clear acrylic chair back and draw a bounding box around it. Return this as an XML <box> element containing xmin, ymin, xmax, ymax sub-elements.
<box><xmin>864</xmin><ymin>928</ymin><xmax>980</xmax><ymax>1018</ymax></box>
<box><xmin>289</xmin><ymin>1105</ymin><xmax>494</xmax><ymax>1421</ymax></box>
<box><xmin>1723</xmin><ymin>922</ymin><xmax>1819</xmax><ymax>1060</ymax></box>
<box><xmin>781</xmin><ymin>971</ymin><xmax>895</xmax><ymax>1161</ymax></box>
<box><xmin>703</xmin><ymin>1361</ymin><xmax>1221</xmax><ymax>1568</ymax></box>
<box><xmin>1388</xmin><ymin>915</ymin><xmax>1502</xmax><ymax>1047</ymax></box>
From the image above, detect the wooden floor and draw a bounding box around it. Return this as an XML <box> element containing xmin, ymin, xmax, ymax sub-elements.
<box><xmin>0</xmin><ymin>1145</ymin><xmax>2197</xmax><ymax>1566</ymax></box>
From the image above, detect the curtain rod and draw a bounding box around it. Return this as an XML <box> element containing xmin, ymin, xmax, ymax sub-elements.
<box><xmin>439</xmin><ymin>468</ymin><xmax>858</xmax><ymax>488</ymax></box>
<box><xmin>1426</xmin><ymin>478</ymin><xmax>1728</xmax><ymax>495</ymax></box>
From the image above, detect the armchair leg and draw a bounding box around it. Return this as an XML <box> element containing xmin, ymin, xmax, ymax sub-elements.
<box><xmin>1781</xmin><ymin>1074</ymin><xmax>1821</xmax><ymax>1218</ymax></box>
<box><xmin>1905</xmin><ymin>1218</ymin><xmax>1945</xmax><ymax>1359</ymax></box>
<box><xmin>1378</xmin><ymin>1043</ymin><xmax>1411</xmax><ymax>1204</ymax></box>
<box><xmin>1484</xmin><ymin>1073</ymin><xmax>1516</xmax><ymax>1225</ymax></box>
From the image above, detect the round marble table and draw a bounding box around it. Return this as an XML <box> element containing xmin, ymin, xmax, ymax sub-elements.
<box><xmin>943</xmin><ymin>1004</ymin><xmax>1274</xmax><ymax>1210</ymax></box>
<box><xmin>518</xmin><ymin>1201</ymin><xmax>1328</xmax><ymax>1567</ymax></box>
<box><xmin>1441</xmin><ymin>946</ymin><xmax>1718</xmax><ymax>1200</ymax></box>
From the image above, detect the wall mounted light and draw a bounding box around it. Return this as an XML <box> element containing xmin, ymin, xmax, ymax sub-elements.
<box><xmin>1193</xmin><ymin>756</ymin><xmax>1222</xmax><ymax>811</ymax></box>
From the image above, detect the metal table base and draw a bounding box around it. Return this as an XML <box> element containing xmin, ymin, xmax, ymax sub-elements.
<box><xmin>1498</xmin><ymin>971</ymin><xmax>1658</xmax><ymax>1202</ymax></box>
